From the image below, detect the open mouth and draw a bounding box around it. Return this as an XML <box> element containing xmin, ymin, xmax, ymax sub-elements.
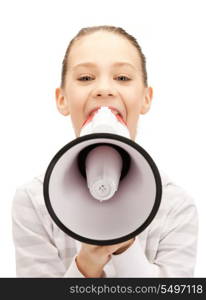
<box><xmin>81</xmin><ymin>106</ymin><xmax>127</xmax><ymax>128</ymax></box>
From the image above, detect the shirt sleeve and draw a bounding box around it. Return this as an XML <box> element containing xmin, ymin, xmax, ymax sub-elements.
<box><xmin>111</xmin><ymin>192</ymin><xmax>198</xmax><ymax>278</ymax></box>
<box><xmin>152</xmin><ymin>193</ymin><xmax>198</xmax><ymax>277</ymax></box>
<box><xmin>111</xmin><ymin>238</ymin><xmax>157</xmax><ymax>277</ymax></box>
<box><xmin>12</xmin><ymin>188</ymin><xmax>84</xmax><ymax>277</ymax></box>
<box><xmin>64</xmin><ymin>256</ymin><xmax>85</xmax><ymax>277</ymax></box>
<box><xmin>64</xmin><ymin>256</ymin><xmax>107</xmax><ymax>278</ymax></box>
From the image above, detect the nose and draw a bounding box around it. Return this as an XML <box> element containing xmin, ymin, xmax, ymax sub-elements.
<box><xmin>96</xmin><ymin>90</ymin><xmax>113</xmax><ymax>97</ymax></box>
<box><xmin>91</xmin><ymin>78</ymin><xmax>116</xmax><ymax>99</ymax></box>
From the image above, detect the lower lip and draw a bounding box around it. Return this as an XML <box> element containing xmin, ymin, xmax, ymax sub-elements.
<box><xmin>116</xmin><ymin>113</ymin><xmax>127</xmax><ymax>126</ymax></box>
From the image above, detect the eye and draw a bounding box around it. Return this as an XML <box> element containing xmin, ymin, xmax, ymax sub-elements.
<box><xmin>78</xmin><ymin>75</ymin><xmax>94</xmax><ymax>81</ymax></box>
<box><xmin>115</xmin><ymin>75</ymin><xmax>131</xmax><ymax>81</ymax></box>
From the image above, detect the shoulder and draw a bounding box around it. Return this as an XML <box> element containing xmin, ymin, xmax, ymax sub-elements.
<box><xmin>12</xmin><ymin>173</ymin><xmax>47</xmax><ymax>216</ymax></box>
<box><xmin>154</xmin><ymin>170</ymin><xmax>198</xmax><ymax>230</ymax></box>
<box><xmin>160</xmin><ymin>171</ymin><xmax>196</xmax><ymax>211</ymax></box>
<box><xmin>145</xmin><ymin>171</ymin><xmax>198</xmax><ymax>247</ymax></box>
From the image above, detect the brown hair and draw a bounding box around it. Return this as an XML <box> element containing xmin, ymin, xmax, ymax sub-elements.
<box><xmin>61</xmin><ymin>25</ymin><xmax>148</xmax><ymax>88</ymax></box>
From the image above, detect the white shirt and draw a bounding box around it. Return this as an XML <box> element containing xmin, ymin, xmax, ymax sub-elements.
<box><xmin>12</xmin><ymin>171</ymin><xmax>198</xmax><ymax>277</ymax></box>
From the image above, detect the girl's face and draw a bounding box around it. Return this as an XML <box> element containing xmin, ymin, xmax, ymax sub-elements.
<box><xmin>56</xmin><ymin>31</ymin><xmax>153</xmax><ymax>140</ymax></box>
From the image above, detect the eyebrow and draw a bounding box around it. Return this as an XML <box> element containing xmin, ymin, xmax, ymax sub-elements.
<box><xmin>72</xmin><ymin>62</ymin><xmax>137</xmax><ymax>71</ymax></box>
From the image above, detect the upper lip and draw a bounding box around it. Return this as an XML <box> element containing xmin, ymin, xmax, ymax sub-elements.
<box><xmin>87</xmin><ymin>106</ymin><xmax>126</xmax><ymax>122</ymax></box>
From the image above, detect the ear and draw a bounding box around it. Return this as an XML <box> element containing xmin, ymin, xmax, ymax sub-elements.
<box><xmin>140</xmin><ymin>86</ymin><xmax>153</xmax><ymax>115</ymax></box>
<box><xmin>55</xmin><ymin>88</ymin><xmax>70</xmax><ymax>116</ymax></box>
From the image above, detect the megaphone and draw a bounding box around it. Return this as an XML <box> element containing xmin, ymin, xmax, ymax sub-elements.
<box><xmin>43</xmin><ymin>107</ymin><xmax>162</xmax><ymax>246</ymax></box>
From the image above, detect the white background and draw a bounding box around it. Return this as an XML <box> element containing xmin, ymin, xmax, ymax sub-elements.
<box><xmin>0</xmin><ymin>0</ymin><xmax>205</xmax><ymax>277</ymax></box>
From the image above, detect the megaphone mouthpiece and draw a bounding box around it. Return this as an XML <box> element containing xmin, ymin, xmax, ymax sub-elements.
<box><xmin>85</xmin><ymin>145</ymin><xmax>123</xmax><ymax>201</ymax></box>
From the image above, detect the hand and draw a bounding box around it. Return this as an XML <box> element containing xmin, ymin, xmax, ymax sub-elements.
<box><xmin>76</xmin><ymin>238</ymin><xmax>135</xmax><ymax>277</ymax></box>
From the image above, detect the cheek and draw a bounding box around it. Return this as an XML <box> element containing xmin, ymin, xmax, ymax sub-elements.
<box><xmin>124</xmin><ymin>89</ymin><xmax>143</xmax><ymax>117</ymax></box>
<box><xmin>123</xmin><ymin>89</ymin><xmax>143</xmax><ymax>137</ymax></box>
<box><xmin>67</xmin><ymin>86</ymin><xmax>86</xmax><ymax>110</ymax></box>
<box><xmin>65</xmin><ymin>85</ymin><xmax>89</xmax><ymax>133</ymax></box>
<box><xmin>66</xmin><ymin>83</ymin><xmax>91</xmax><ymax>120</ymax></box>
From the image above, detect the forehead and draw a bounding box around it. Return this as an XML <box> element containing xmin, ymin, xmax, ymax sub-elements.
<box><xmin>67</xmin><ymin>31</ymin><xmax>141</xmax><ymax>68</ymax></box>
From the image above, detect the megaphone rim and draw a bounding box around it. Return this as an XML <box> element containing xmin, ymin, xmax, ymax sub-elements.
<box><xmin>43</xmin><ymin>133</ymin><xmax>162</xmax><ymax>246</ymax></box>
